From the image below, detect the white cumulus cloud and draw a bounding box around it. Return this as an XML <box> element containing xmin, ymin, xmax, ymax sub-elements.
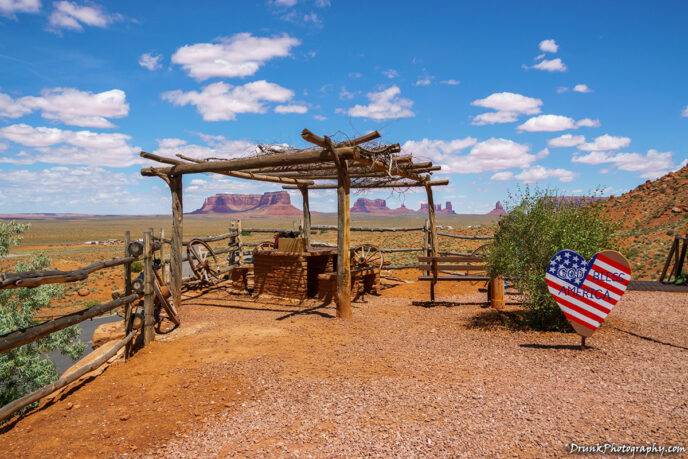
<box><xmin>343</xmin><ymin>86</ymin><xmax>414</xmax><ymax>121</ymax></box>
<box><xmin>0</xmin><ymin>0</ymin><xmax>40</xmax><ymax>16</ymax></box>
<box><xmin>471</xmin><ymin>92</ymin><xmax>542</xmax><ymax>125</ymax></box>
<box><xmin>0</xmin><ymin>93</ymin><xmax>33</xmax><ymax>118</ymax></box>
<box><xmin>0</xmin><ymin>123</ymin><xmax>141</xmax><ymax>167</ymax></box>
<box><xmin>532</xmin><ymin>58</ymin><xmax>567</xmax><ymax>72</ymax></box>
<box><xmin>538</xmin><ymin>39</ymin><xmax>559</xmax><ymax>53</ymax></box>
<box><xmin>548</xmin><ymin>134</ymin><xmax>586</xmax><ymax>148</ymax></box>
<box><xmin>402</xmin><ymin>137</ymin><xmax>477</xmax><ymax>167</ymax></box>
<box><xmin>577</xmin><ymin>134</ymin><xmax>631</xmax><ymax>152</ymax></box>
<box><xmin>49</xmin><ymin>1</ymin><xmax>120</xmax><ymax>31</ymax></box>
<box><xmin>518</xmin><ymin>115</ymin><xmax>600</xmax><ymax>132</ymax></box>
<box><xmin>682</xmin><ymin>106</ymin><xmax>688</xmax><ymax>117</ymax></box>
<box><xmin>514</xmin><ymin>166</ymin><xmax>575</xmax><ymax>183</ymax></box>
<box><xmin>171</xmin><ymin>33</ymin><xmax>300</xmax><ymax>80</ymax></box>
<box><xmin>162</xmin><ymin>80</ymin><xmax>295</xmax><ymax>121</ymax></box>
<box><xmin>153</xmin><ymin>135</ymin><xmax>257</xmax><ymax>161</ymax></box>
<box><xmin>573</xmin><ymin>84</ymin><xmax>592</xmax><ymax>93</ymax></box>
<box><xmin>274</xmin><ymin>104</ymin><xmax>308</xmax><ymax>114</ymax></box>
<box><xmin>139</xmin><ymin>53</ymin><xmax>162</xmax><ymax>71</ymax></box>
<box><xmin>437</xmin><ymin>138</ymin><xmax>536</xmax><ymax>174</ymax></box>
<box><xmin>573</xmin><ymin>149</ymin><xmax>679</xmax><ymax>179</ymax></box>
<box><xmin>0</xmin><ymin>88</ymin><xmax>129</xmax><ymax>128</ymax></box>
<box><xmin>490</xmin><ymin>171</ymin><xmax>514</xmax><ymax>181</ymax></box>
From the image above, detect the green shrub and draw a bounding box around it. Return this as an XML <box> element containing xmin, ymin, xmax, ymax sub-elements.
<box><xmin>130</xmin><ymin>260</ymin><xmax>143</xmax><ymax>273</ymax></box>
<box><xmin>486</xmin><ymin>188</ymin><xmax>617</xmax><ymax>331</ymax></box>
<box><xmin>0</xmin><ymin>221</ymin><xmax>85</xmax><ymax>415</ymax></box>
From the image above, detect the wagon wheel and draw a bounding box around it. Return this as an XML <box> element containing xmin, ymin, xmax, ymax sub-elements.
<box><xmin>187</xmin><ymin>239</ymin><xmax>220</xmax><ymax>283</ymax></box>
<box><xmin>470</xmin><ymin>243</ymin><xmax>491</xmax><ymax>260</ymax></box>
<box><xmin>350</xmin><ymin>244</ymin><xmax>384</xmax><ymax>271</ymax></box>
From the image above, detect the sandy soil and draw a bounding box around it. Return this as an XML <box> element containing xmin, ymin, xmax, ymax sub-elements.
<box><xmin>0</xmin><ymin>276</ymin><xmax>686</xmax><ymax>458</ymax></box>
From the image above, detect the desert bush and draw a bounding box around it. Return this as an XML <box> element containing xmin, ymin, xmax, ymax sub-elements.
<box><xmin>486</xmin><ymin>188</ymin><xmax>616</xmax><ymax>331</ymax></box>
<box><xmin>130</xmin><ymin>260</ymin><xmax>143</xmax><ymax>273</ymax></box>
<box><xmin>0</xmin><ymin>221</ymin><xmax>85</xmax><ymax>414</ymax></box>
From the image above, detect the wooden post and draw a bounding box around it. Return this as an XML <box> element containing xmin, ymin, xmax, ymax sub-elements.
<box><xmin>676</xmin><ymin>235</ymin><xmax>687</xmax><ymax>278</ymax></box>
<box><xmin>169</xmin><ymin>175</ymin><xmax>183</xmax><ymax>312</ymax></box>
<box><xmin>336</xmin><ymin>160</ymin><xmax>352</xmax><ymax>319</ymax></box>
<box><xmin>236</xmin><ymin>219</ymin><xmax>243</xmax><ymax>264</ymax></box>
<box><xmin>123</xmin><ymin>231</ymin><xmax>133</xmax><ymax>359</ymax></box>
<box><xmin>299</xmin><ymin>186</ymin><xmax>311</xmax><ymax>251</ymax></box>
<box><xmin>142</xmin><ymin>231</ymin><xmax>155</xmax><ymax>345</ymax></box>
<box><xmin>423</xmin><ymin>218</ymin><xmax>430</xmax><ymax>276</ymax></box>
<box><xmin>424</xmin><ymin>183</ymin><xmax>438</xmax><ymax>302</ymax></box>
<box><xmin>490</xmin><ymin>276</ymin><xmax>505</xmax><ymax>309</ymax></box>
<box><xmin>159</xmin><ymin>228</ymin><xmax>166</xmax><ymax>284</ymax></box>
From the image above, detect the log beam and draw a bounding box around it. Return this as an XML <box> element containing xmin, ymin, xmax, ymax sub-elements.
<box><xmin>141</xmin><ymin>146</ymin><xmax>360</xmax><ymax>176</ymax></box>
<box><xmin>141</xmin><ymin>152</ymin><xmax>313</xmax><ymax>186</ymax></box>
<box><xmin>283</xmin><ymin>179</ymin><xmax>449</xmax><ymax>190</ymax></box>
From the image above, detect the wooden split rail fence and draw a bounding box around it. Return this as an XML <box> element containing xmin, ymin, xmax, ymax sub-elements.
<box><xmin>0</xmin><ymin>228</ymin><xmax>175</xmax><ymax>422</ymax></box>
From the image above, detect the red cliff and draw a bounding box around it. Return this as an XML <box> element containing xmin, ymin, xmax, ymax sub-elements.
<box><xmin>191</xmin><ymin>191</ymin><xmax>300</xmax><ymax>216</ymax></box>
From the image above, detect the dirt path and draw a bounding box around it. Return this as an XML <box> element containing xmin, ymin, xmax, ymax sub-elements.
<box><xmin>1</xmin><ymin>284</ymin><xmax>686</xmax><ymax>457</ymax></box>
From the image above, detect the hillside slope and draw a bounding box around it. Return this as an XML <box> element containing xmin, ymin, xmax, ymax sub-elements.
<box><xmin>600</xmin><ymin>165</ymin><xmax>688</xmax><ymax>279</ymax></box>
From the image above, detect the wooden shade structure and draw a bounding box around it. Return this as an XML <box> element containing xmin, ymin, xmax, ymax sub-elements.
<box><xmin>140</xmin><ymin>128</ymin><xmax>447</xmax><ymax>319</ymax></box>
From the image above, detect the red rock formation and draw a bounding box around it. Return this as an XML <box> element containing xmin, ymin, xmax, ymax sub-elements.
<box><xmin>418</xmin><ymin>202</ymin><xmax>456</xmax><ymax>215</ymax></box>
<box><xmin>191</xmin><ymin>191</ymin><xmax>300</xmax><ymax>216</ymax></box>
<box><xmin>351</xmin><ymin>198</ymin><xmax>390</xmax><ymax>213</ymax></box>
<box><xmin>487</xmin><ymin>201</ymin><xmax>507</xmax><ymax>216</ymax></box>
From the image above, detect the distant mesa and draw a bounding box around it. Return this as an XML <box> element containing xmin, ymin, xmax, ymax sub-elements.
<box><xmin>351</xmin><ymin>198</ymin><xmax>456</xmax><ymax>215</ymax></box>
<box><xmin>487</xmin><ymin>201</ymin><xmax>507</xmax><ymax>216</ymax></box>
<box><xmin>191</xmin><ymin>191</ymin><xmax>300</xmax><ymax>216</ymax></box>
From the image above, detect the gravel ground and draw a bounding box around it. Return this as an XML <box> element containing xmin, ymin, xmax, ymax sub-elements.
<box><xmin>149</xmin><ymin>289</ymin><xmax>688</xmax><ymax>458</ymax></box>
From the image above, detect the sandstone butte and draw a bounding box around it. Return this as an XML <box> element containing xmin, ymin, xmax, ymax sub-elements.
<box><xmin>191</xmin><ymin>192</ymin><xmax>510</xmax><ymax>217</ymax></box>
<box><xmin>191</xmin><ymin>191</ymin><xmax>301</xmax><ymax>216</ymax></box>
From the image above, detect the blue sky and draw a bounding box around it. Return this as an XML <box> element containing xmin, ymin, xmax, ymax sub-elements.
<box><xmin>0</xmin><ymin>0</ymin><xmax>686</xmax><ymax>214</ymax></box>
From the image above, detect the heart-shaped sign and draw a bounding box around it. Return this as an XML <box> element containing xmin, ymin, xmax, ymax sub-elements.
<box><xmin>545</xmin><ymin>249</ymin><xmax>632</xmax><ymax>337</ymax></box>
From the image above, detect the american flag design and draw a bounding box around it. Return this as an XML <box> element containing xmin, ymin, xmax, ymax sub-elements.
<box><xmin>545</xmin><ymin>249</ymin><xmax>632</xmax><ymax>337</ymax></box>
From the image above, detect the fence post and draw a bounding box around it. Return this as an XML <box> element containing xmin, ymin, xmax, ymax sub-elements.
<box><xmin>159</xmin><ymin>227</ymin><xmax>166</xmax><ymax>284</ymax></box>
<box><xmin>423</xmin><ymin>219</ymin><xmax>430</xmax><ymax>276</ymax></box>
<box><xmin>123</xmin><ymin>230</ymin><xmax>134</xmax><ymax>359</ymax></box>
<box><xmin>490</xmin><ymin>276</ymin><xmax>505</xmax><ymax>309</ymax></box>
<box><xmin>143</xmin><ymin>230</ymin><xmax>155</xmax><ymax>345</ymax></box>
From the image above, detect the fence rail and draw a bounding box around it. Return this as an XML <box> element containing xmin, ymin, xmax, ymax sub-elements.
<box><xmin>0</xmin><ymin>229</ymin><xmax>150</xmax><ymax>422</ymax></box>
<box><xmin>0</xmin><ymin>256</ymin><xmax>137</xmax><ymax>290</ymax></box>
<box><xmin>0</xmin><ymin>294</ymin><xmax>139</xmax><ymax>355</ymax></box>
<box><xmin>0</xmin><ymin>330</ymin><xmax>136</xmax><ymax>422</ymax></box>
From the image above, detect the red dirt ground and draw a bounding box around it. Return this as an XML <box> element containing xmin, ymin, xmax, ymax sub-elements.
<box><xmin>0</xmin><ymin>276</ymin><xmax>686</xmax><ymax>457</ymax></box>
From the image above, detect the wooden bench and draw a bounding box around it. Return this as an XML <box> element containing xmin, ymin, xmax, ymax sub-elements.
<box><xmin>417</xmin><ymin>255</ymin><xmax>504</xmax><ymax>308</ymax></box>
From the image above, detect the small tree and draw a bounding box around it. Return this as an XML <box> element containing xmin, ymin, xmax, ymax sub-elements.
<box><xmin>0</xmin><ymin>221</ymin><xmax>84</xmax><ymax>411</ymax></box>
<box><xmin>487</xmin><ymin>188</ymin><xmax>616</xmax><ymax>331</ymax></box>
